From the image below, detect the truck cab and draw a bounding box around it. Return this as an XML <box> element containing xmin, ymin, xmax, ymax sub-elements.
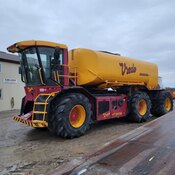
<box><xmin>8</xmin><ymin>40</ymin><xmax>70</xmax><ymax>88</ymax></box>
<box><xmin>7</xmin><ymin>40</ymin><xmax>77</xmax><ymax>128</ymax></box>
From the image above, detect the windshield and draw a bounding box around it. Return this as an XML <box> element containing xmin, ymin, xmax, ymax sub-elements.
<box><xmin>19</xmin><ymin>47</ymin><xmax>63</xmax><ymax>86</ymax></box>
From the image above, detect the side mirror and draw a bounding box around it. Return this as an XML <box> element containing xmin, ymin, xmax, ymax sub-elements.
<box><xmin>18</xmin><ymin>66</ymin><xmax>22</xmax><ymax>74</ymax></box>
<box><xmin>18</xmin><ymin>66</ymin><xmax>24</xmax><ymax>82</ymax></box>
<box><xmin>54</xmin><ymin>47</ymin><xmax>60</xmax><ymax>60</ymax></box>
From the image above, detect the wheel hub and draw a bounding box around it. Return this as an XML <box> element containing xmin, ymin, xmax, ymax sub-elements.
<box><xmin>70</xmin><ymin>109</ymin><xmax>78</xmax><ymax>122</ymax></box>
<box><xmin>165</xmin><ymin>98</ymin><xmax>171</xmax><ymax>111</ymax></box>
<box><xmin>138</xmin><ymin>99</ymin><xmax>147</xmax><ymax>116</ymax></box>
<box><xmin>69</xmin><ymin>105</ymin><xmax>86</xmax><ymax>128</ymax></box>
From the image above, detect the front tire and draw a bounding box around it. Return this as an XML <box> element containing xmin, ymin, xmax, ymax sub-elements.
<box><xmin>48</xmin><ymin>93</ymin><xmax>92</xmax><ymax>138</ymax></box>
<box><xmin>127</xmin><ymin>91</ymin><xmax>151</xmax><ymax>122</ymax></box>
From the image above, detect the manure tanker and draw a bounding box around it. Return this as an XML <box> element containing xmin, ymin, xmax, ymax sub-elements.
<box><xmin>68</xmin><ymin>48</ymin><xmax>158</xmax><ymax>89</ymax></box>
<box><xmin>7</xmin><ymin>40</ymin><xmax>173</xmax><ymax>138</ymax></box>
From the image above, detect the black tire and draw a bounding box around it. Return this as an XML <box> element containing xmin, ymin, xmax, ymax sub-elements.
<box><xmin>151</xmin><ymin>91</ymin><xmax>173</xmax><ymax>117</ymax></box>
<box><xmin>48</xmin><ymin>93</ymin><xmax>92</xmax><ymax>138</ymax></box>
<box><xmin>127</xmin><ymin>91</ymin><xmax>151</xmax><ymax>122</ymax></box>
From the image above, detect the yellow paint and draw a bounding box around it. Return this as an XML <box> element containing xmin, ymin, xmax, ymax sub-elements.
<box><xmin>56</xmin><ymin>71</ymin><xmax>61</xmax><ymax>84</ymax></box>
<box><xmin>69</xmin><ymin>105</ymin><xmax>86</xmax><ymax>128</ymax></box>
<box><xmin>138</xmin><ymin>99</ymin><xmax>147</xmax><ymax>116</ymax></box>
<box><xmin>68</xmin><ymin>49</ymin><xmax>158</xmax><ymax>90</ymax></box>
<box><xmin>165</xmin><ymin>98</ymin><xmax>171</xmax><ymax>111</ymax></box>
<box><xmin>7</xmin><ymin>40</ymin><xmax>67</xmax><ymax>53</ymax></box>
<box><xmin>32</xmin><ymin>92</ymin><xmax>58</xmax><ymax>121</ymax></box>
<box><xmin>112</xmin><ymin>112</ymin><xmax>123</xmax><ymax>116</ymax></box>
<box><xmin>39</xmin><ymin>68</ymin><xmax>45</xmax><ymax>85</ymax></box>
<box><xmin>103</xmin><ymin>111</ymin><xmax>110</xmax><ymax>118</ymax></box>
<box><xmin>27</xmin><ymin>87</ymin><xmax>33</xmax><ymax>93</ymax></box>
<box><xmin>13</xmin><ymin>116</ymin><xmax>48</xmax><ymax>128</ymax></box>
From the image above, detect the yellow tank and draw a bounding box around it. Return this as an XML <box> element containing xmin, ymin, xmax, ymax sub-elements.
<box><xmin>68</xmin><ymin>48</ymin><xmax>158</xmax><ymax>90</ymax></box>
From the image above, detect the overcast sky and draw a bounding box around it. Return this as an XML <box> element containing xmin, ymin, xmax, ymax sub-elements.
<box><xmin>0</xmin><ymin>0</ymin><xmax>175</xmax><ymax>87</ymax></box>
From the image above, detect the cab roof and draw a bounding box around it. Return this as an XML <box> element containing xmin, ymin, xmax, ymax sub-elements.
<box><xmin>7</xmin><ymin>40</ymin><xmax>68</xmax><ymax>53</ymax></box>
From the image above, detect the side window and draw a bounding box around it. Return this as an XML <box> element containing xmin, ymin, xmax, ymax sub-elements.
<box><xmin>38</xmin><ymin>47</ymin><xmax>55</xmax><ymax>79</ymax></box>
<box><xmin>40</xmin><ymin>54</ymin><xmax>49</xmax><ymax>78</ymax></box>
<box><xmin>59</xmin><ymin>52</ymin><xmax>63</xmax><ymax>64</ymax></box>
<box><xmin>51</xmin><ymin>50</ymin><xmax>63</xmax><ymax>65</ymax></box>
<box><xmin>24</xmin><ymin>48</ymin><xmax>40</xmax><ymax>85</ymax></box>
<box><xmin>38</xmin><ymin>47</ymin><xmax>64</xmax><ymax>84</ymax></box>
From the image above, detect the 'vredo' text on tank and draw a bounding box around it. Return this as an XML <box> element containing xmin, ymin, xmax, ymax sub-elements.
<box><xmin>119</xmin><ymin>63</ymin><xmax>137</xmax><ymax>76</ymax></box>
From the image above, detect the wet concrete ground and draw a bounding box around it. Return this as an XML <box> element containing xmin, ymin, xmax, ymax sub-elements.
<box><xmin>73</xmin><ymin>110</ymin><xmax>175</xmax><ymax>175</ymax></box>
<box><xmin>0</xmin><ymin>110</ymin><xmax>152</xmax><ymax>175</ymax></box>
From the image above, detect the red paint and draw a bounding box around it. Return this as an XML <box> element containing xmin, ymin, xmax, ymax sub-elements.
<box><xmin>70</xmin><ymin>108</ymin><xmax>78</xmax><ymax>122</ymax></box>
<box><xmin>119</xmin><ymin>63</ymin><xmax>136</xmax><ymax>76</ymax></box>
<box><xmin>24</xmin><ymin>86</ymin><xmax>61</xmax><ymax>102</ymax></box>
<box><xmin>96</xmin><ymin>95</ymin><xmax>127</xmax><ymax>121</ymax></box>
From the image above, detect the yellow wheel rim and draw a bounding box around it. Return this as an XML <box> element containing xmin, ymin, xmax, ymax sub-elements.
<box><xmin>165</xmin><ymin>98</ymin><xmax>171</xmax><ymax>111</ymax></box>
<box><xmin>138</xmin><ymin>99</ymin><xmax>147</xmax><ymax>116</ymax></box>
<box><xmin>69</xmin><ymin>105</ymin><xmax>86</xmax><ymax>128</ymax></box>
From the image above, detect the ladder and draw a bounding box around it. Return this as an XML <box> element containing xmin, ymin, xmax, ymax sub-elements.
<box><xmin>32</xmin><ymin>93</ymin><xmax>55</xmax><ymax>121</ymax></box>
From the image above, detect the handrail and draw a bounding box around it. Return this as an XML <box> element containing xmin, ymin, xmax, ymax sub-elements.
<box><xmin>38</xmin><ymin>68</ymin><xmax>46</xmax><ymax>85</ymax></box>
<box><xmin>54</xmin><ymin>64</ymin><xmax>78</xmax><ymax>86</ymax></box>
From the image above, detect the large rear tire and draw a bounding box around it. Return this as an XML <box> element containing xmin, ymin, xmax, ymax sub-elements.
<box><xmin>48</xmin><ymin>93</ymin><xmax>92</xmax><ymax>138</ymax></box>
<box><xmin>127</xmin><ymin>91</ymin><xmax>151</xmax><ymax>122</ymax></box>
<box><xmin>151</xmin><ymin>91</ymin><xmax>173</xmax><ymax>117</ymax></box>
